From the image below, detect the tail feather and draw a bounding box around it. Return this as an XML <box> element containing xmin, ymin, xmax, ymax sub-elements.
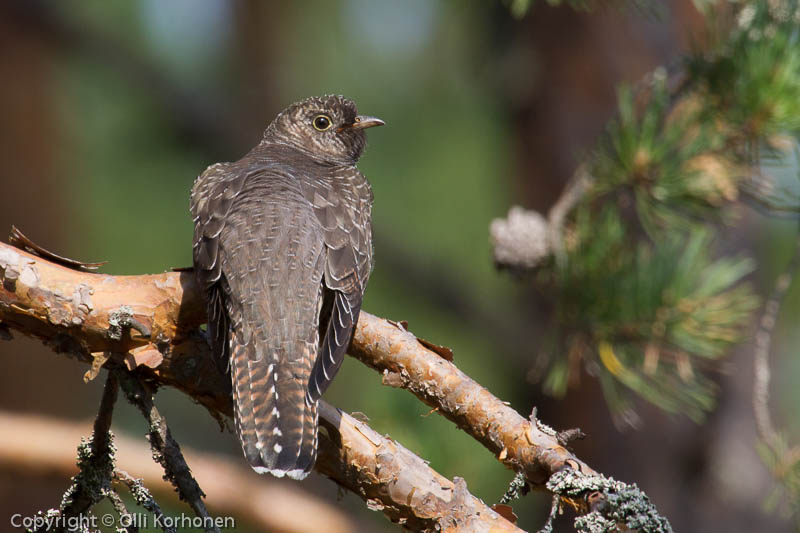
<box><xmin>230</xmin><ymin>335</ymin><xmax>318</xmax><ymax>479</ymax></box>
<box><xmin>294</xmin><ymin>395</ymin><xmax>319</xmax><ymax>474</ymax></box>
<box><xmin>230</xmin><ymin>336</ymin><xmax>267</xmax><ymax>468</ymax></box>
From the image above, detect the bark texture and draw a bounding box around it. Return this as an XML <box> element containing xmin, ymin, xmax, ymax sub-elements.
<box><xmin>0</xmin><ymin>241</ymin><xmax>522</xmax><ymax>531</ymax></box>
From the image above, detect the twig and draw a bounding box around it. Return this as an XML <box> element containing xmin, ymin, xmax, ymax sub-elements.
<box><xmin>104</xmin><ymin>487</ymin><xmax>137</xmax><ymax>533</ymax></box>
<box><xmin>92</xmin><ymin>372</ymin><xmax>119</xmax><ymax>460</ymax></box>
<box><xmin>116</xmin><ymin>372</ymin><xmax>219</xmax><ymax>533</ymax></box>
<box><xmin>752</xmin><ymin>228</ymin><xmax>800</xmax><ymax>518</ymax></box>
<box><xmin>58</xmin><ymin>371</ymin><xmax>119</xmax><ymax>521</ymax></box>
<box><xmin>547</xmin><ymin>469</ymin><xmax>672</xmax><ymax>533</ymax></box>
<box><xmin>113</xmin><ymin>470</ymin><xmax>173</xmax><ymax>533</ymax></box>
<box><xmin>26</xmin><ymin>372</ymin><xmax>122</xmax><ymax>533</ymax></box>
<box><xmin>547</xmin><ymin>164</ymin><xmax>593</xmax><ymax>267</ymax></box>
<box><xmin>753</xmin><ymin>231</ymin><xmax>800</xmax><ymax>448</ymax></box>
<box><xmin>499</xmin><ymin>471</ymin><xmax>528</xmax><ymax>505</ymax></box>
<box><xmin>536</xmin><ymin>494</ymin><xmax>560</xmax><ymax>533</ymax></box>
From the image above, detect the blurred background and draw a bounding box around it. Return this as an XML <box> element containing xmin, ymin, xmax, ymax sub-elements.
<box><xmin>0</xmin><ymin>0</ymin><xmax>796</xmax><ymax>531</ymax></box>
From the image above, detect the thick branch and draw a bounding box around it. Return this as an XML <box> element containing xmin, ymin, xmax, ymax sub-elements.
<box><xmin>0</xmin><ymin>241</ymin><xmax>520</xmax><ymax>530</ymax></box>
<box><xmin>350</xmin><ymin>318</ymin><xmax>596</xmax><ymax>486</ymax></box>
<box><xmin>316</xmin><ymin>403</ymin><xmax>519</xmax><ymax>531</ymax></box>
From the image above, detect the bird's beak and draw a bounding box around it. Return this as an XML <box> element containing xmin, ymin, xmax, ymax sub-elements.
<box><xmin>347</xmin><ymin>115</ymin><xmax>385</xmax><ymax>130</ymax></box>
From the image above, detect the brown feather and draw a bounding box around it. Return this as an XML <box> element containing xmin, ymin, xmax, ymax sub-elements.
<box><xmin>191</xmin><ymin>95</ymin><xmax>378</xmax><ymax>479</ymax></box>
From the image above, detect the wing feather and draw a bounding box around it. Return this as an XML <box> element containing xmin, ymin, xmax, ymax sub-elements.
<box><xmin>304</xmin><ymin>167</ymin><xmax>373</xmax><ymax>402</ymax></box>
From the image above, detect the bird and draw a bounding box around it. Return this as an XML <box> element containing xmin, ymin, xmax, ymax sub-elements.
<box><xmin>190</xmin><ymin>95</ymin><xmax>383</xmax><ymax>479</ymax></box>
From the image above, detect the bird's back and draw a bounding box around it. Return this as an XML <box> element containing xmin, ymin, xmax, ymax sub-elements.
<box><xmin>191</xmin><ymin>145</ymin><xmax>372</xmax><ymax>478</ymax></box>
<box><xmin>191</xmin><ymin>95</ymin><xmax>381</xmax><ymax>479</ymax></box>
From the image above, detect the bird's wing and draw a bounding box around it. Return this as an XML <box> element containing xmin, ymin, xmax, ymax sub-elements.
<box><xmin>303</xmin><ymin>168</ymin><xmax>373</xmax><ymax>402</ymax></box>
<box><xmin>191</xmin><ymin>162</ymin><xmax>250</xmax><ymax>374</ymax></box>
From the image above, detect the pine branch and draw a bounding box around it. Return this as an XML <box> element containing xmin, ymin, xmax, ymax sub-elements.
<box><xmin>349</xmin><ymin>317</ymin><xmax>596</xmax><ymax>485</ymax></box>
<box><xmin>0</xmin><ymin>240</ymin><xmax>523</xmax><ymax>530</ymax></box>
<box><xmin>115</xmin><ymin>371</ymin><xmax>218</xmax><ymax>533</ymax></box>
<box><xmin>315</xmin><ymin>402</ymin><xmax>520</xmax><ymax>531</ymax></box>
<box><xmin>0</xmin><ymin>238</ymin><xmax>599</xmax><ymax>485</ymax></box>
<box><xmin>0</xmin><ymin>236</ymin><xmax>674</xmax><ymax>530</ymax></box>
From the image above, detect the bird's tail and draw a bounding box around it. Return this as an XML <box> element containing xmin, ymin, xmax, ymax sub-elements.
<box><xmin>229</xmin><ymin>336</ymin><xmax>319</xmax><ymax>480</ymax></box>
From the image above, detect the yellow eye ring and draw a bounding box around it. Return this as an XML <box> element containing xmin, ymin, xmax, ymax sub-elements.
<box><xmin>313</xmin><ymin>114</ymin><xmax>332</xmax><ymax>131</ymax></box>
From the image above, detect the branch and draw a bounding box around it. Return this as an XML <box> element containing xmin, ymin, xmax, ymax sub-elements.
<box><xmin>349</xmin><ymin>318</ymin><xmax>596</xmax><ymax>485</ymax></box>
<box><xmin>752</xmin><ymin>229</ymin><xmax>800</xmax><ymax>514</ymax></box>
<box><xmin>0</xmin><ymin>237</ymin><xmax>596</xmax><ymax>484</ymax></box>
<box><xmin>60</xmin><ymin>371</ymin><xmax>119</xmax><ymax>521</ymax></box>
<box><xmin>0</xmin><ymin>241</ymin><xmax>521</xmax><ymax>530</ymax></box>
<box><xmin>315</xmin><ymin>403</ymin><xmax>518</xmax><ymax>531</ymax></box>
<box><xmin>546</xmin><ymin>164</ymin><xmax>593</xmax><ymax>267</ymax></box>
<box><xmin>112</xmin><ymin>469</ymin><xmax>174</xmax><ymax>533</ymax></box>
<box><xmin>488</xmin><ymin>164</ymin><xmax>593</xmax><ymax>273</ymax></box>
<box><xmin>753</xmin><ymin>228</ymin><xmax>800</xmax><ymax>446</ymax></box>
<box><xmin>115</xmin><ymin>370</ymin><xmax>218</xmax><ymax>533</ymax></box>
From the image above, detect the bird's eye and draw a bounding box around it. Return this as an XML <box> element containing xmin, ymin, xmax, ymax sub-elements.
<box><xmin>313</xmin><ymin>115</ymin><xmax>332</xmax><ymax>131</ymax></box>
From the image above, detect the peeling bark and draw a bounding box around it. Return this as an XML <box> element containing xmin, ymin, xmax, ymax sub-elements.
<box><xmin>350</xmin><ymin>316</ymin><xmax>597</xmax><ymax>486</ymax></box>
<box><xmin>317</xmin><ymin>403</ymin><xmax>520</xmax><ymax>532</ymax></box>
<box><xmin>0</xmin><ymin>241</ymin><xmax>521</xmax><ymax>531</ymax></box>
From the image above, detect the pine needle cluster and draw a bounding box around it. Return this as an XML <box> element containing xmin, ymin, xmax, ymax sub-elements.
<box><xmin>533</xmin><ymin>0</ymin><xmax>800</xmax><ymax>425</ymax></box>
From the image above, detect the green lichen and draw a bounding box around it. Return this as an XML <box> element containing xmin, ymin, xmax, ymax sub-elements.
<box><xmin>547</xmin><ymin>469</ymin><xmax>672</xmax><ymax>533</ymax></box>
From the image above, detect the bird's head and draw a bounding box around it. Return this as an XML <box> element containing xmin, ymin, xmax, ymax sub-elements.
<box><xmin>264</xmin><ymin>95</ymin><xmax>384</xmax><ymax>164</ymax></box>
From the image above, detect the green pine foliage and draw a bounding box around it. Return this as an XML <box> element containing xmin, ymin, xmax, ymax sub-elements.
<box><xmin>757</xmin><ymin>433</ymin><xmax>800</xmax><ymax>521</ymax></box>
<box><xmin>693</xmin><ymin>0</ymin><xmax>800</xmax><ymax>139</ymax></box>
<box><xmin>594</xmin><ymin>79</ymin><xmax>735</xmax><ymax>234</ymax></box>
<box><xmin>542</xmin><ymin>207</ymin><xmax>757</xmax><ymax>423</ymax></box>
<box><xmin>535</xmin><ymin>0</ymin><xmax>800</xmax><ymax>425</ymax></box>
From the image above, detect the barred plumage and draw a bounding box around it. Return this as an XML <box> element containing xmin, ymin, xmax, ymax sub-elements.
<box><xmin>191</xmin><ymin>95</ymin><xmax>381</xmax><ymax>479</ymax></box>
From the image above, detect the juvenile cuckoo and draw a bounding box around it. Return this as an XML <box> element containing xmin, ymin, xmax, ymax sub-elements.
<box><xmin>190</xmin><ymin>95</ymin><xmax>382</xmax><ymax>479</ymax></box>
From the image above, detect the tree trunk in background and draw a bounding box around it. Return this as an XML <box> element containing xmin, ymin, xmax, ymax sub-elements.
<box><xmin>0</xmin><ymin>5</ymin><xmax>97</xmax><ymax>420</ymax></box>
<box><xmin>230</xmin><ymin>0</ymin><xmax>284</xmax><ymax>146</ymax></box>
<box><xmin>0</xmin><ymin>4</ymin><xmax>100</xmax><ymax>520</ymax></box>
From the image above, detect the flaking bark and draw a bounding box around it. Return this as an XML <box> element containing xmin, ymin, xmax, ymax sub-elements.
<box><xmin>0</xmin><ymin>241</ymin><xmax>520</xmax><ymax>531</ymax></box>
<box><xmin>350</xmin><ymin>316</ymin><xmax>597</xmax><ymax>486</ymax></box>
